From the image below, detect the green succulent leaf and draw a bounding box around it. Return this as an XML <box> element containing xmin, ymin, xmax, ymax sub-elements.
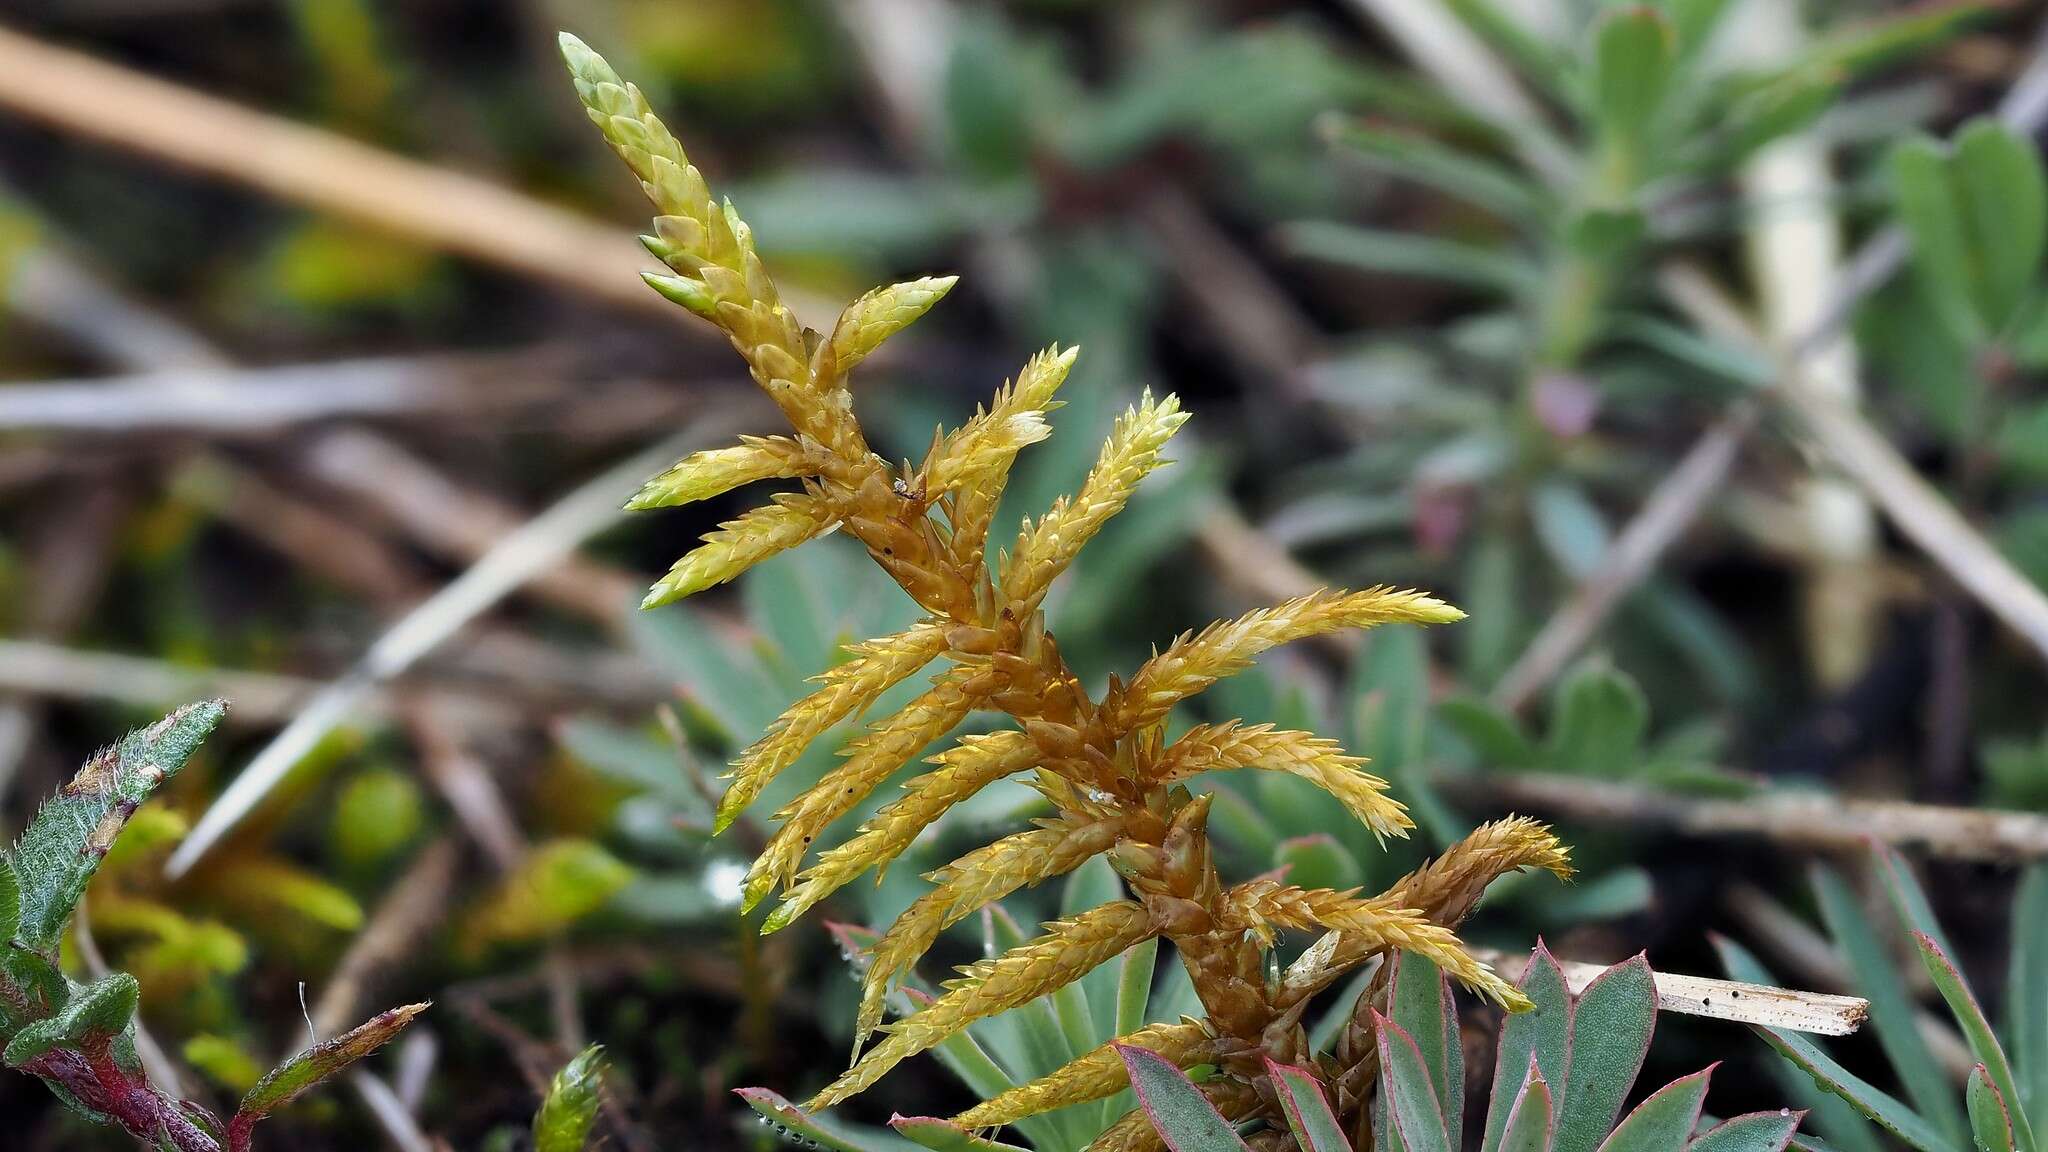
<box><xmin>891</xmin><ymin>1115</ymin><xmax>1032</xmax><ymax>1152</ymax></box>
<box><xmin>1277</xmin><ymin>835</ymin><xmax>1365</xmax><ymax>892</ymax></box>
<box><xmin>1441</xmin><ymin>697</ymin><xmax>1539</xmax><ymax>770</ymax></box>
<box><xmin>11</xmin><ymin>702</ymin><xmax>226</xmax><ymax>954</ymax></box>
<box><xmin>1120</xmin><ymin>1043</ymin><xmax>1253</xmax><ymax>1152</ymax></box>
<box><xmin>1323</xmin><ymin>120</ymin><xmax>1539</xmax><ymax>224</ymax></box>
<box><xmin>1590</xmin><ymin>7</ymin><xmax>1676</xmax><ymax>150</ymax></box>
<box><xmin>1545</xmin><ymin>662</ymin><xmax>1648</xmax><ymax>778</ymax></box>
<box><xmin>2008</xmin><ymin>866</ymin><xmax>2048</xmax><ymax>1118</ymax></box>
<box><xmin>533</xmin><ymin>1045</ymin><xmax>608</xmax><ymax>1152</ymax></box>
<box><xmin>1390</xmin><ymin>952</ymin><xmax>1462</xmax><ymax>1148</ymax></box>
<box><xmin>1712</xmin><ymin>936</ymin><xmax>1883</xmax><ymax>1152</ymax></box>
<box><xmin>1280</xmin><ymin>222</ymin><xmax>1544</xmax><ymax>297</ymax></box>
<box><xmin>1753</xmin><ymin>1026</ymin><xmax>1962</xmax><ymax>1152</ymax></box>
<box><xmin>1891</xmin><ymin>119</ymin><xmax>2048</xmax><ymax>342</ymax></box>
<box><xmin>1812</xmin><ymin>865</ymin><xmax>1965</xmax><ymax>1144</ymax></box>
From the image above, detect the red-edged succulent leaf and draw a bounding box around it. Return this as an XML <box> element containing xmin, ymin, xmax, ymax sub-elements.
<box><xmin>891</xmin><ymin>1115</ymin><xmax>1032</xmax><ymax>1152</ymax></box>
<box><xmin>1593</xmin><ymin>1065</ymin><xmax>1712</xmax><ymax>1152</ymax></box>
<box><xmin>1688</xmin><ymin>1111</ymin><xmax>1806</xmax><ymax>1152</ymax></box>
<box><xmin>736</xmin><ymin>1087</ymin><xmax>916</xmax><ymax>1152</ymax></box>
<box><xmin>1968</xmin><ymin>1065</ymin><xmax>2017</xmax><ymax>1152</ymax></box>
<box><xmin>1390</xmin><ymin>951</ymin><xmax>1463</xmax><ymax>1150</ymax></box>
<box><xmin>1485</xmin><ymin>942</ymin><xmax>1573</xmax><ymax>1152</ymax></box>
<box><xmin>1914</xmin><ymin>932</ymin><xmax>2038</xmax><ymax>1152</ymax></box>
<box><xmin>1557</xmin><ymin>954</ymin><xmax>1656</xmax><ymax>1152</ymax></box>
<box><xmin>1377</xmin><ymin>1011</ymin><xmax>1452</xmax><ymax>1152</ymax></box>
<box><xmin>1118</xmin><ymin>1044</ymin><xmax>1252</xmax><ymax>1152</ymax></box>
<box><xmin>1497</xmin><ymin>1055</ymin><xmax>1555</xmax><ymax>1152</ymax></box>
<box><xmin>1265</xmin><ymin>1057</ymin><xmax>1352</xmax><ymax>1152</ymax></box>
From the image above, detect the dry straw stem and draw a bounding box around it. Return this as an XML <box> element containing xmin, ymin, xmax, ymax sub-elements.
<box><xmin>0</xmin><ymin>24</ymin><xmax>840</xmax><ymax>326</ymax></box>
<box><xmin>557</xmin><ymin>31</ymin><xmax>1561</xmax><ymax>1134</ymax></box>
<box><xmin>1471</xmin><ymin>947</ymin><xmax>1868</xmax><ymax>1037</ymax></box>
<box><xmin>0</xmin><ymin>352</ymin><xmax>577</xmax><ymax>434</ymax></box>
<box><xmin>1434</xmin><ymin>768</ymin><xmax>2048</xmax><ymax>863</ymax></box>
<box><xmin>1488</xmin><ymin>22</ymin><xmax>2048</xmax><ymax>709</ymax></box>
<box><xmin>1660</xmin><ymin>261</ymin><xmax>2048</xmax><ymax>666</ymax></box>
<box><xmin>165</xmin><ymin>419</ymin><xmax>742</xmax><ymax>879</ymax></box>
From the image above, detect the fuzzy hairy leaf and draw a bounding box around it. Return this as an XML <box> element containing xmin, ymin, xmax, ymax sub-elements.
<box><xmin>236</xmin><ymin>1004</ymin><xmax>425</xmax><ymax>1125</ymax></box>
<box><xmin>12</xmin><ymin>701</ymin><xmax>225</xmax><ymax>954</ymax></box>
<box><xmin>0</xmin><ymin>856</ymin><xmax>19</xmax><ymax>946</ymax></box>
<box><xmin>3</xmin><ymin>973</ymin><xmax>137</xmax><ymax>1067</ymax></box>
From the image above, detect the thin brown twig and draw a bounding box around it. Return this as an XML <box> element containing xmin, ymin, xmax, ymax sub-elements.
<box><xmin>1137</xmin><ymin>187</ymin><xmax>1320</xmax><ymax>402</ymax></box>
<box><xmin>0</xmin><ymin>637</ymin><xmax>500</xmax><ymax>723</ymax></box>
<box><xmin>1490</xmin><ymin>404</ymin><xmax>1759</xmax><ymax>711</ymax></box>
<box><xmin>301</xmin><ymin>429</ymin><xmax>649</xmax><ymax>634</ymax></box>
<box><xmin>0</xmin><ymin>486</ymin><xmax>130</xmax><ymax>813</ymax></box>
<box><xmin>312</xmin><ymin>837</ymin><xmax>463</xmax><ymax>1039</ymax></box>
<box><xmin>1434</xmin><ymin>768</ymin><xmax>2048</xmax><ymax>863</ymax></box>
<box><xmin>0</xmin><ymin>24</ymin><xmax>839</xmax><ymax>327</ymax></box>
